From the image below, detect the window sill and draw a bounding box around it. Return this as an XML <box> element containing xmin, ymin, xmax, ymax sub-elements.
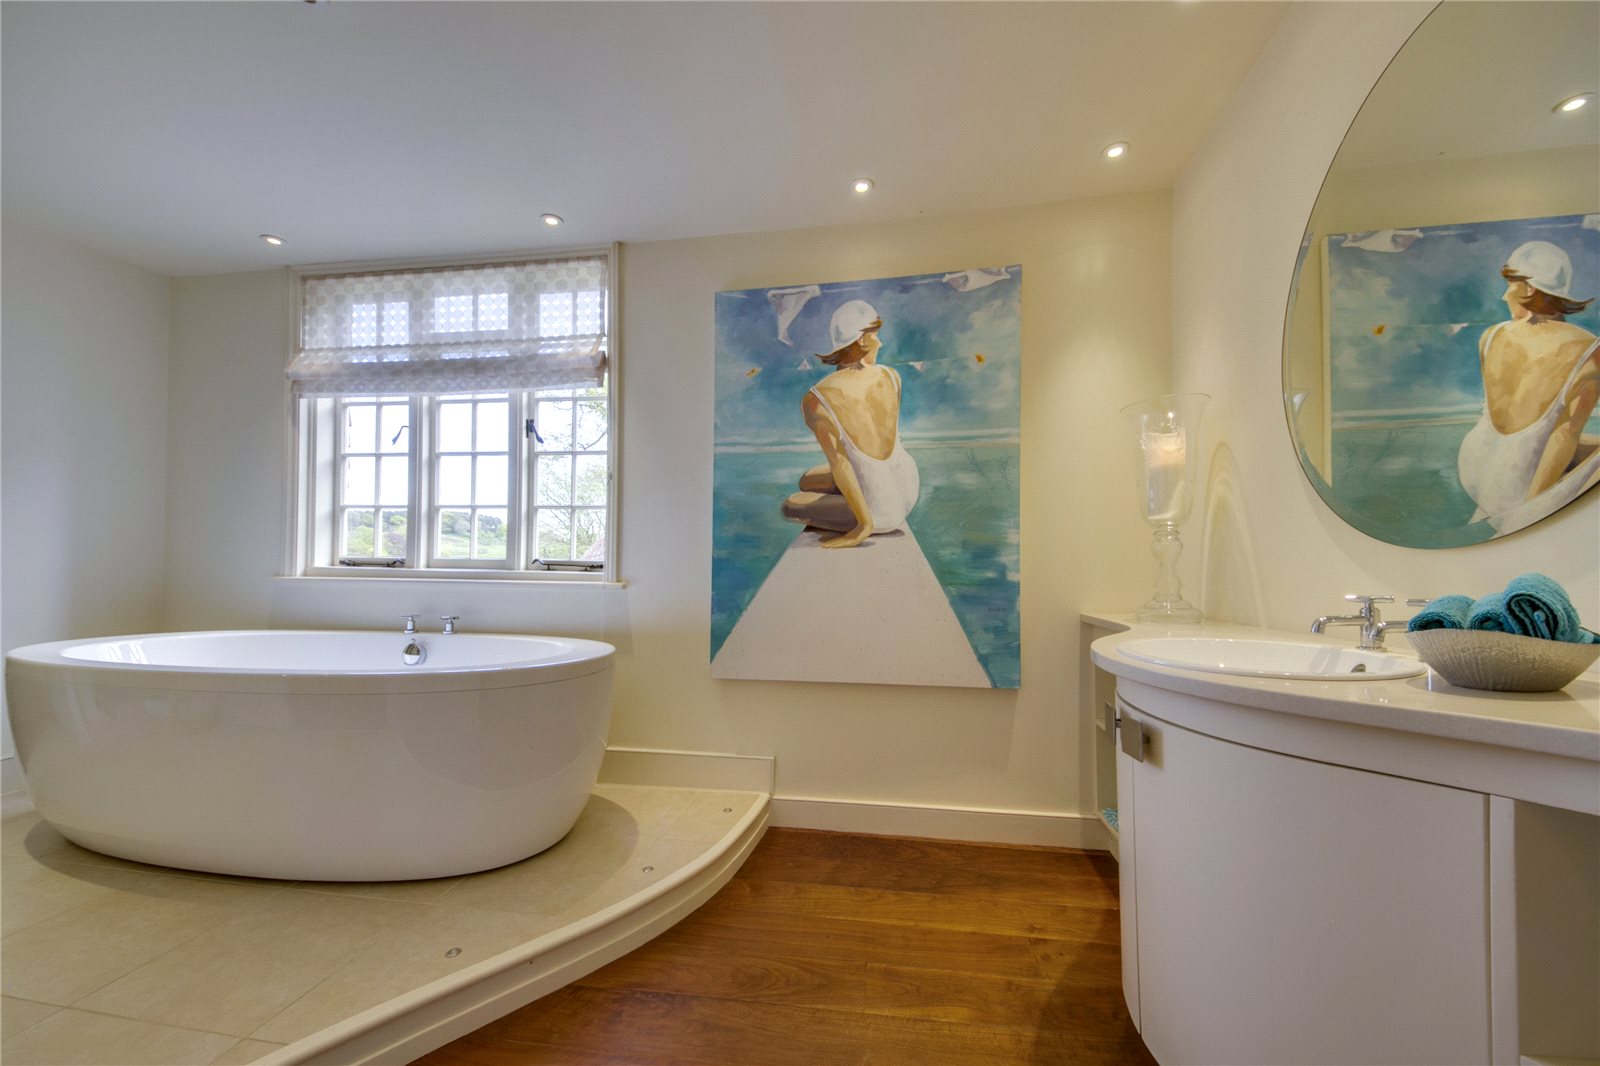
<box><xmin>281</xmin><ymin>569</ymin><xmax>626</xmax><ymax>588</ymax></box>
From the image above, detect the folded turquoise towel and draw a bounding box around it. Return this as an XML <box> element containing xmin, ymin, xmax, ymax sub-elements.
<box><xmin>1407</xmin><ymin>594</ymin><xmax>1474</xmax><ymax>631</ymax></box>
<box><xmin>1503</xmin><ymin>573</ymin><xmax>1596</xmax><ymax>644</ymax></box>
<box><xmin>1466</xmin><ymin>592</ymin><xmax>1512</xmax><ymax>633</ymax></box>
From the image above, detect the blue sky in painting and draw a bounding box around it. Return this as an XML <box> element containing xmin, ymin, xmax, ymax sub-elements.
<box><xmin>714</xmin><ymin>267</ymin><xmax>1021</xmax><ymax>444</ymax></box>
<box><xmin>1327</xmin><ymin>214</ymin><xmax>1600</xmax><ymax>419</ymax></box>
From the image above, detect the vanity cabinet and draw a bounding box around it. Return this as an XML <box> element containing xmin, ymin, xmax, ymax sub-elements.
<box><xmin>1097</xmin><ymin>658</ymin><xmax>1600</xmax><ymax>1066</ymax></box>
<box><xmin>1118</xmin><ymin>691</ymin><xmax>1491</xmax><ymax>1065</ymax></box>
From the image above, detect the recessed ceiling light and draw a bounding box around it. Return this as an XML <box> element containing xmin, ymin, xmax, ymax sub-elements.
<box><xmin>260</xmin><ymin>234</ymin><xmax>285</xmax><ymax>246</ymax></box>
<box><xmin>1103</xmin><ymin>142</ymin><xmax>1129</xmax><ymax>160</ymax></box>
<box><xmin>852</xmin><ymin>178</ymin><xmax>874</xmax><ymax>194</ymax></box>
<box><xmin>1555</xmin><ymin>93</ymin><xmax>1594</xmax><ymax>113</ymax></box>
<box><xmin>540</xmin><ymin>213</ymin><xmax>563</xmax><ymax>227</ymax></box>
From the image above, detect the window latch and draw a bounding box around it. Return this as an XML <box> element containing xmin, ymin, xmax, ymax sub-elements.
<box><xmin>525</xmin><ymin>418</ymin><xmax>544</xmax><ymax>444</ymax></box>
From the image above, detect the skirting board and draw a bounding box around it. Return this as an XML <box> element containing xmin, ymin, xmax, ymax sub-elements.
<box><xmin>771</xmin><ymin>795</ymin><xmax>1112</xmax><ymax>851</ymax></box>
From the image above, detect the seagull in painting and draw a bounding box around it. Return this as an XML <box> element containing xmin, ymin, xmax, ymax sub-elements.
<box><xmin>1341</xmin><ymin>229</ymin><xmax>1423</xmax><ymax>253</ymax></box>
<box><xmin>767</xmin><ymin>285</ymin><xmax>821</xmax><ymax>345</ymax></box>
<box><xmin>942</xmin><ymin>267</ymin><xmax>1012</xmax><ymax>292</ymax></box>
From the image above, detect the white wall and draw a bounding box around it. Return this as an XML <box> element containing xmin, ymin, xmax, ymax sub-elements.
<box><xmin>1173</xmin><ymin>2</ymin><xmax>1599</xmax><ymax>630</ymax></box>
<box><xmin>0</xmin><ymin>218</ymin><xmax>172</xmax><ymax>765</ymax></box>
<box><xmin>166</xmin><ymin>193</ymin><xmax>1173</xmax><ymax>824</ymax></box>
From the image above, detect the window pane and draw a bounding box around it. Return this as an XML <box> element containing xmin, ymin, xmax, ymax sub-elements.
<box><xmin>574</xmin><ymin>508</ymin><xmax>606</xmax><ymax>561</ymax></box>
<box><xmin>381</xmin><ymin>301</ymin><xmax>410</xmax><ymax>345</ymax></box>
<box><xmin>378</xmin><ymin>456</ymin><xmax>409</xmax><ymax>506</ymax></box>
<box><xmin>437</xmin><ymin>456</ymin><xmax>472</xmax><ymax>505</ymax></box>
<box><xmin>380</xmin><ymin>509</ymin><xmax>407</xmax><ymax>557</ymax></box>
<box><xmin>379</xmin><ymin>404</ymin><xmax>409</xmax><ymax>453</ymax></box>
<box><xmin>344</xmin><ymin>404</ymin><xmax>377</xmax><ymax>453</ymax></box>
<box><xmin>474</xmin><ymin>509</ymin><xmax>507</xmax><ymax>560</ymax></box>
<box><xmin>343</xmin><ymin>509</ymin><xmax>375</xmax><ymax>557</ymax></box>
<box><xmin>575</xmin><ymin>290</ymin><xmax>603</xmax><ymax>335</ymax></box>
<box><xmin>475</xmin><ymin>455</ymin><xmax>508</xmax><ymax>506</ymax></box>
<box><xmin>538</xmin><ymin>292</ymin><xmax>574</xmax><ymax>337</ymax></box>
<box><xmin>438</xmin><ymin>403</ymin><xmax>473</xmax><ymax>452</ymax></box>
<box><xmin>478</xmin><ymin>293</ymin><xmax>509</xmax><ymax>331</ymax></box>
<box><xmin>437</xmin><ymin>509</ymin><xmax>471</xmax><ymax>558</ymax></box>
<box><xmin>575</xmin><ymin>397</ymin><xmax>607</xmax><ymax>452</ymax></box>
<box><xmin>536</xmin><ymin>509</ymin><xmax>572</xmax><ymax>561</ymax></box>
<box><xmin>435</xmin><ymin>294</ymin><xmax>473</xmax><ymax>333</ymax></box>
<box><xmin>536</xmin><ymin>454</ymin><xmax>572</xmax><ymax>506</ymax></box>
<box><xmin>350</xmin><ymin>303</ymin><xmax>378</xmax><ymax>347</ymax></box>
<box><xmin>537</xmin><ymin>400</ymin><xmax>574</xmax><ymax>450</ymax></box>
<box><xmin>343</xmin><ymin>456</ymin><xmax>376</xmax><ymax>506</ymax></box>
<box><xmin>574</xmin><ymin>454</ymin><xmax>607</xmax><ymax>506</ymax></box>
<box><xmin>475</xmin><ymin>401</ymin><xmax>508</xmax><ymax>451</ymax></box>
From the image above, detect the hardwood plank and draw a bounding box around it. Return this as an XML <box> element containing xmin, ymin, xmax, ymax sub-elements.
<box><xmin>696</xmin><ymin>875</ymin><xmax>1122</xmax><ymax>944</ymax></box>
<box><xmin>578</xmin><ymin>945</ymin><xmax>1135</xmax><ymax>1035</ymax></box>
<box><xmin>426</xmin><ymin>985</ymin><xmax>1150</xmax><ymax>1066</ymax></box>
<box><xmin>743</xmin><ymin>827</ymin><xmax>1120</xmax><ymax>882</ymax></box>
<box><xmin>638</xmin><ymin>901</ymin><xmax>1050</xmax><ymax>979</ymax></box>
<box><xmin>735</xmin><ymin>844</ymin><xmax>1118</xmax><ymax>905</ymax></box>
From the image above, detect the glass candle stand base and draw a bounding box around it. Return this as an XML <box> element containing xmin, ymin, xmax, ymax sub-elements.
<box><xmin>1136</xmin><ymin>521</ymin><xmax>1203</xmax><ymax>624</ymax></box>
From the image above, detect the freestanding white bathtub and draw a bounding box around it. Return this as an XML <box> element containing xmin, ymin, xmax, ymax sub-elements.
<box><xmin>5</xmin><ymin>630</ymin><xmax>614</xmax><ymax>881</ymax></box>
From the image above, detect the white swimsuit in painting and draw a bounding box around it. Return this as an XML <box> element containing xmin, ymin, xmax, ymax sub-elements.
<box><xmin>1458</xmin><ymin>322</ymin><xmax>1600</xmax><ymax>528</ymax></box>
<box><xmin>807</xmin><ymin>365</ymin><xmax>921</xmax><ymax>530</ymax></box>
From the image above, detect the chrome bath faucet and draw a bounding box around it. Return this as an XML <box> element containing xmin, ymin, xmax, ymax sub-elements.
<box><xmin>1311</xmin><ymin>594</ymin><xmax>1408</xmax><ymax>651</ymax></box>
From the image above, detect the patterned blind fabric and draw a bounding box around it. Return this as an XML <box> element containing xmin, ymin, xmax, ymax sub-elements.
<box><xmin>288</xmin><ymin>255</ymin><xmax>608</xmax><ymax>395</ymax></box>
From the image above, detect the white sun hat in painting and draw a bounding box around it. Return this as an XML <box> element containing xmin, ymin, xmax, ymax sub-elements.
<box><xmin>827</xmin><ymin>300</ymin><xmax>882</xmax><ymax>352</ymax></box>
<box><xmin>1504</xmin><ymin>240</ymin><xmax>1576</xmax><ymax>299</ymax></box>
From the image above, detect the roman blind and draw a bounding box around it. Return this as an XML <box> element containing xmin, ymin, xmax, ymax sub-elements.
<box><xmin>287</xmin><ymin>254</ymin><xmax>608</xmax><ymax>396</ymax></box>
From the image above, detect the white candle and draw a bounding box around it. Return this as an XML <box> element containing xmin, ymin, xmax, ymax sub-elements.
<box><xmin>1142</xmin><ymin>428</ymin><xmax>1188</xmax><ymax>521</ymax></box>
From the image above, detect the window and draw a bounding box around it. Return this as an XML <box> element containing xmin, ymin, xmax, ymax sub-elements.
<box><xmin>288</xmin><ymin>253</ymin><xmax>615</xmax><ymax>578</ymax></box>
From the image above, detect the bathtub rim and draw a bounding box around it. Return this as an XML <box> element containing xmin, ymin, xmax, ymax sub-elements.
<box><xmin>5</xmin><ymin>629</ymin><xmax>615</xmax><ymax>696</ymax></box>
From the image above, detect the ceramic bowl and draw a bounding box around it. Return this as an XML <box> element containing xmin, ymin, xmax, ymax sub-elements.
<box><xmin>1404</xmin><ymin>629</ymin><xmax>1600</xmax><ymax>693</ymax></box>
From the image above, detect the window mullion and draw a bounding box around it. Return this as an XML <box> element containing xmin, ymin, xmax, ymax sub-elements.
<box><xmin>409</xmin><ymin>396</ymin><xmax>427</xmax><ymax>568</ymax></box>
<box><xmin>511</xmin><ymin>393</ymin><xmax>529</xmax><ymax>570</ymax></box>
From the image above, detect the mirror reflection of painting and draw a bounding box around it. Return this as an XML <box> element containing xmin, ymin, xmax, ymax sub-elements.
<box><xmin>1322</xmin><ymin>214</ymin><xmax>1600</xmax><ymax>545</ymax></box>
<box><xmin>1460</xmin><ymin>240</ymin><xmax>1600</xmax><ymax>531</ymax></box>
<box><xmin>711</xmin><ymin>267</ymin><xmax>1021</xmax><ymax>689</ymax></box>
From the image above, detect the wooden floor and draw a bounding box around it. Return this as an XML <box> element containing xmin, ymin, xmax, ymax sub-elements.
<box><xmin>415</xmin><ymin>827</ymin><xmax>1155</xmax><ymax>1065</ymax></box>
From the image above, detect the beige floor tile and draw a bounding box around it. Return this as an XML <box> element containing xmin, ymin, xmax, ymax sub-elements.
<box><xmin>437</xmin><ymin>795</ymin><xmax>646</xmax><ymax>915</ymax></box>
<box><xmin>2</xmin><ymin>994</ymin><xmax>61</xmax><ymax>1036</ymax></box>
<box><xmin>0</xmin><ymin>860</ymin><xmax>118</xmax><ymax>937</ymax></box>
<box><xmin>250</xmin><ymin>906</ymin><xmax>563</xmax><ymax>1044</ymax></box>
<box><xmin>76</xmin><ymin>890</ymin><xmax>428</xmax><ymax>1037</ymax></box>
<box><xmin>284</xmin><ymin>874</ymin><xmax>465</xmax><ymax>905</ymax></box>
<box><xmin>0</xmin><ymin>1008</ymin><xmax>238</xmax><ymax>1066</ymax></box>
<box><xmin>209</xmin><ymin>1038</ymin><xmax>283</xmax><ymax>1064</ymax></box>
<box><xmin>1</xmin><ymin>877</ymin><xmax>236</xmax><ymax>1005</ymax></box>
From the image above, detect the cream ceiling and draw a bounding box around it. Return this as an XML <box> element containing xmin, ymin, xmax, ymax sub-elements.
<box><xmin>2</xmin><ymin>1</ymin><xmax>1288</xmax><ymax>277</ymax></box>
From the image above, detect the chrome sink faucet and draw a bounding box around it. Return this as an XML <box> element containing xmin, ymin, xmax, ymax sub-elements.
<box><xmin>1311</xmin><ymin>595</ymin><xmax>1407</xmax><ymax>651</ymax></box>
<box><xmin>440</xmin><ymin>615</ymin><xmax>459</xmax><ymax>635</ymax></box>
<box><xmin>402</xmin><ymin>614</ymin><xmax>419</xmax><ymax>635</ymax></box>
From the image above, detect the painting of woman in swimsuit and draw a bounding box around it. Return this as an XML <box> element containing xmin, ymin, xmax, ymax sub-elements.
<box><xmin>711</xmin><ymin>266</ymin><xmax>1021</xmax><ymax>688</ymax></box>
<box><xmin>780</xmin><ymin>300</ymin><xmax>919</xmax><ymax>549</ymax></box>
<box><xmin>1322</xmin><ymin>213</ymin><xmax>1600</xmax><ymax>545</ymax></box>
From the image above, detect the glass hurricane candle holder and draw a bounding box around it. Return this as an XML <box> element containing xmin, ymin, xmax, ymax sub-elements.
<box><xmin>1120</xmin><ymin>393</ymin><xmax>1209</xmax><ymax>624</ymax></box>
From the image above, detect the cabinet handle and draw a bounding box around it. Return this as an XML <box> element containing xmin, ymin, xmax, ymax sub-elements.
<box><xmin>1119</xmin><ymin>711</ymin><xmax>1148</xmax><ymax>763</ymax></box>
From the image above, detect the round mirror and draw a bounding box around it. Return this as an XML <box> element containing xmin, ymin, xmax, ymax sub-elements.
<box><xmin>1283</xmin><ymin>1</ymin><xmax>1600</xmax><ymax>547</ymax></box>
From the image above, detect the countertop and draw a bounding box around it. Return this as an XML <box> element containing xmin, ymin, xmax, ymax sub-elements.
<box><xmin>1085</xmin><ymin>613</ymin><xmax>1600</xmax><ymax>764</ymax></box>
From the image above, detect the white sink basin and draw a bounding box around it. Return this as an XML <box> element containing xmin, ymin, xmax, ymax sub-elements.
<box><xmin>1117</xmin><ymin>636</ymin><xmax>1425</xmax><ymax>681</ymax></box>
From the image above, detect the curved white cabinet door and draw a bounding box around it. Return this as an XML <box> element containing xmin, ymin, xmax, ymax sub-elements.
<box><xmin>1124</xmin><ymin>699</ymin><xmax>1491</xmax><ymax>1066</ymax></box>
